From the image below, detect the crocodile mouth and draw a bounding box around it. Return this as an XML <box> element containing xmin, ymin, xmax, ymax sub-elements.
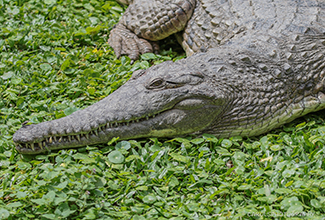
<box><xmin>14</xmin><ymin>97</ymin><xmax>217</xmax><ymax>154</ymax></box>
<box><xmin>14</xmin><ymin>111</ymin><xmax>164</xmax><ymax>154</ymax></box>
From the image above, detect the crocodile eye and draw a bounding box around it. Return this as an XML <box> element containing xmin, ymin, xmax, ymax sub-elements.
<box><xmin>147</xmin><ymin>78</ymin><xmax>165</xmax><ymax>89</ymax></box>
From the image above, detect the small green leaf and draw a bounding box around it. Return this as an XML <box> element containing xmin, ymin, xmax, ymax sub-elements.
<box><xmin>61</xmin><ymin>59</ymin><xmax>70</xmax><ymax>71</ymax></box>
<box><xmin>44</xmin><ymin>0</ymin><xmax>56</xmax><ymax>4</ymax></box>
<box><xmin>274</xmin><ymin>188</ymin><xmax>292</xmax><ymax>194</ymax></box>
<box><xmin>43</xmin><ymin>191</ymin><xmax>56</xmax><ymax>204</ymax></box>
<box><xmin>55</xmin><ymin>203</ymin><xmax>73</xmax><ymax>218</ymax></box>
<box><xmin>141</xmin><ymin>53</ymin><xmax>157</xmax><ymax>60</ymax></box>
<box><xmin>168</xmin><ymin>176</ymin><xmax>179</xmax><ymax>187</ymax></box>
<box><xmin>286</xmin><ymin>205</ymin><xmax>303</xmax><ymax>216</ymax></box>
<box><xmin>237</xmin><ymin>184</ymin><xmax>252</xmax><ymax>190</ymax></box>
<box><xmin>115</xmin><ymin>141</ymin><xmax>131</xmax><ymax>150</ymax></box>
<box><xmin>282</xmin><ymin>169</ymin><xmax>295</xmax><ymax>178</ymax></box>
<box><xmin>221</xmin><ymin>139</ymin><xmax>232</xmax><ymax>148</ymax></box>
<box><xmin>169</xmin><ymin>152</ymin><xmax>189</xmax><ymax>163</ymax></box>
<box><xmin>87</xmin><ymin>87</ymin><xmax>96</xmax><ymax>95</ymax></box>
<box><xmin>133</xmin><ymin>215</ymin><xmax>146</xmax><ymax>220</ymax></box>
<box><xmin>191</xmin><ymin>138</ymin><xmax>205</xmax><ymax>145</ymax></box>
<box><xmin>136</xmin><ymin>186</ymin><xmax>148</xmax><ymax>191</ymax></box>
<box><xmin>40</xmin><ymin>46</ymin><xmax>51</xmax><ymax>51</ymax></box>
<box><xmin>6</xmin><ymin>202</ymin><xmax>23</xmax><ymax>208</ymax></box>
<box><xmin>86</xmin><ymin>25</ymin><xmax>101</xmax><ymax>35</ymax></box>
<box><xmin>16</xmin><ymin>191</ymin><xmax>27</xmax><ymax>199</ymax></box>
<box><xmin>0</xmin><ymin>209</ymin><xmax>10</xmax><ymax>219</ymax></box>
<box><xmin>310</xmin><ymin>199</ymin><xmax>321</xmax><ymax>208</ymax></box>
<box><xmin>107</xmin><ymin>137</ymin><xmax>119</xmax><ymax>146</ymax></box>
<box><xmin>1</xmin><ymin>71</ymin><xmax>14</xmax><ymax>80</ymax></box>
<box><xmin>55</xmin><ymin>181</ymin><xmax>68</xmax><ymax>190</ymax></box>
<box><xmin>42</xmin><ymin>214</ymin><xmax>57</xmax><ymax>219</ymax></box>
<box><xmin>40</xmin><ymin>63</ymin><xmax>52</xmax><ymax>72</ymax></box>
<box><xmin>270</xmin><ymin>144</ymin><xmax>283</xmax><ymax>151</ymax></box>
<box><xmin>108</xmin><ymin>150</ymin><xmax>125</xmax><ymax>164</ymax></box>
<box><xmin>64</xmin><ymin>107</ymin><xmax>79</xmax><ymax>116</ymax></box>
<box><xmin>233</xmin><ymin>152</ymin><xmax>246</xmax><ymax>162</ymax></box>
<box><xmin>16</xmin><ymin>161</ymin><xmax>32</xmax><ymax>170</ymax></box>
<box><xmin>280</xmin><ymin>196</ymin><xmax>301</xmax><ymax>210</ymax></box>
<box><xmin>139</xmin><ymin>61</ymin><xmax>149</xmax><ymax>69</ymax></box>
<box><xmin>31</xmin><ymin>198</ymin><xmax>46</xmax><ymax>206</ymax></box>
<box><xmin>142</xmin><ymin>194</ymin><xmax>157</xmax><ymax>204</ymax></box>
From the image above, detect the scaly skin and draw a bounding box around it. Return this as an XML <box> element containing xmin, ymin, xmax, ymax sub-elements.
<box><xmin>13</xmin><ymin>0</ymin><xmax>325</xmax><ymax>154</ymax></box>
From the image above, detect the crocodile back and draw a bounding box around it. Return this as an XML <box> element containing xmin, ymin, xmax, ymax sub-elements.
<box><xmin>181</xmin><ymin>0</ymin><xmax>325</xmax><ymax>56</ymax></box>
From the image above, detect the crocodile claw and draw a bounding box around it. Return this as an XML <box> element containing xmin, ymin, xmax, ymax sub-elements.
<box><xmin>108</xmin><ymin>24</ymin><xmax>158</xmax><ymax>61</ymax></box>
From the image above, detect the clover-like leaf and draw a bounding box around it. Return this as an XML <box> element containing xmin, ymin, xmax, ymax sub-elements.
<box><xmin>108</xmin><ymin>150</ymin><xmax>125</xmax><ymax>164</ymax></box>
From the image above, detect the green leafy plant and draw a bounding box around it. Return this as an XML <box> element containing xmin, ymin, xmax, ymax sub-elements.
<box><xmin>1</xmin><ymin>0</ymin><xmax>325</xmax><ymax>219</ymax></box>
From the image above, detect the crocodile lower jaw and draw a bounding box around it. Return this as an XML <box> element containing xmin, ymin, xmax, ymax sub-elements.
<box><xmin>15</xmin><ymin>112</ymin><xmax>162</xmax><ymax>154</ymax></box>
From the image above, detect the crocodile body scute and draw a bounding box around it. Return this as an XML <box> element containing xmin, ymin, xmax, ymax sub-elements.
<box><xmin>180</xmin><ymin>0</ymin><xmax>325</xmax><ymax>55</ymax></box>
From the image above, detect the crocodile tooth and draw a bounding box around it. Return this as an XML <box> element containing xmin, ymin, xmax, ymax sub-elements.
<box><xmin>59</xmin><ymin>137</ymin><xmax>62</xmax><ymax>142</ymax></box>
<box><xmin>137</xmin><ymin>119</ymin><xmax>139</xmax><ymax>123</ymax></box>
<box><xmin>94</xmin><ymin>130</ymin><xmax>98</xmax><ymax>136</ymax></box>
<box><xmin>85</xmin><ymin>133</ymin><xmax>89</xmax><ymax>139</ymax></box>
<box><xmin>38</xmin><ymin>142</ymin><xmax>42</xmax><ymax>149</ymax></box>
<box><xmin>115</xmin><ymin>122</ymin><xmax>118</xmax><ymax>127</ymax></box>
<box><xmin>49</xmin><ymin>137</ymin><xmax>53</xmax><ymax>144</ymax></box>
<box><xmin>31</xmin><ymin>143</ymin><xmax>35</xmax><ymax>151</ymax></box>
<box><xmin>76</xmin><ymin>134</ymin><xmax>81</xmax><ymax>141</ymax></box>
<box><xmin>98</xmin><ymin>127</ymin><xmax>102</xmax><ymax>132</ymax></box>
<box><xmin>53</xmin><ymin>136</ymin><xmax>57</xmax><ymax>142</ymax></box>
<box><xmin>68</xmin><ymin>136</ymin><xmax>71</xmax><ymax>142</ymax></box>
<box><xmin>106</xmin><ymin>123</ymin><xmax>110</xmax><ymax>128</ymax></box>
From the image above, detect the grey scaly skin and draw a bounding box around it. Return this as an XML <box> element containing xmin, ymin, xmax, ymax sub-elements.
<box><xmin>13</xmin><ymin>0</ymin><xmax>325</xmax><ymax>154</ymax></box>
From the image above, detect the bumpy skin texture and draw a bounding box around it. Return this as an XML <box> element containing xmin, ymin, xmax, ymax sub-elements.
<box><xmin>108</xmin><ymin>0</ymin><xmax>196</xmax><ymax>60</ymax></box>
<box><xmin>14</xmin><ymin>0</ymin><xmax>325</xmax><ymax>154</ymax></box>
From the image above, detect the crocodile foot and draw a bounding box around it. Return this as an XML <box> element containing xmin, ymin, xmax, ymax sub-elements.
<box><xmin>108</xmin><ymin>24</ymin><xmax>159</xmax><ymax>62</ymax></box>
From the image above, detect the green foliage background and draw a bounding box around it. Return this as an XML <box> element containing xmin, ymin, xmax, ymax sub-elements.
<box><xmin>0</xmin><ymin>0</ymin><xmax>325</xmax><ymax>219</ymax></box>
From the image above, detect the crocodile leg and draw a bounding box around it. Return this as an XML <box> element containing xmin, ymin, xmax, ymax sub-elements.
<box><xmin>108</xmin><ymin>0</ymin><xmax>196</xmax><ymax>60</ymax></box>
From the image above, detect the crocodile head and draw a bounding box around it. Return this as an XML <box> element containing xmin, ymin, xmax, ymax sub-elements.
<box><xmin>13</xmin><ymin>59</ymin><xmax>225</xmax><ymax>154</ymax></box>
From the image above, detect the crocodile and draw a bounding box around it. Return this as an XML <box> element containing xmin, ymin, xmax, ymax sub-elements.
<box><xmin>13</xmin><ymin>0</ymin><xmax>325</xmax><ymax>154</ymax></box>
